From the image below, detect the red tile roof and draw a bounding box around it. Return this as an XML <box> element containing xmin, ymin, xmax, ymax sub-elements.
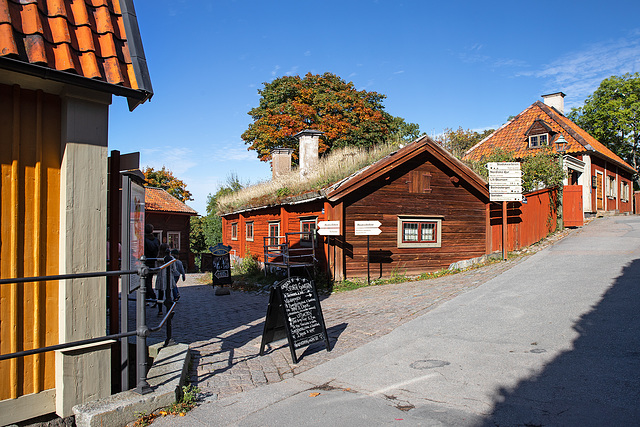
<box><xmin>145</xmin><ymin>187</ymin><xmax>197</xmax><ymax>215</ymax></box>
<box><xmin>464</xmin><ymin>101</ymin><xmax>635</xmax><ymax>173</ymax></box>
<box><xmin>0</xmin><ymin>0</ymin><xmax>152</xmax><ymax>109</ymax></box>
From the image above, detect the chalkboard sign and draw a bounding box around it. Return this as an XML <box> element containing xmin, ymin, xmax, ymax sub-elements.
<box><xmin>259</xmin><ymin>277</ymin><xmax>330</xmax><ymax>363</ymax></box>
<box><xmin>209</xmin><ymin>243</ymin><xmax>232</xmax><ymax>286</ymax></box>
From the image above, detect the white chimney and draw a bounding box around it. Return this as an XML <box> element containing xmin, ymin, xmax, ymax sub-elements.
<box><xmin>295</xmin><ymin>129</ymin><xmax>323</xmax><ymax>178</ymax></box>
<box><xmin>542</xmin><ymin>92</ymin><xmax>566</xmax><ymax>115</ymax></box>
<box><xmin>271</xmin><ymin>148</ymin><xmax>293</xmax><ymax>180</ymax></box>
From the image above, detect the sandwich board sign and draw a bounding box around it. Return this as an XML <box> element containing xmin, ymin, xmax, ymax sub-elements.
<box><xmin>259</xmin><ymin>276</ymin><xmax>330</xmax><ymax>364</ymax></box>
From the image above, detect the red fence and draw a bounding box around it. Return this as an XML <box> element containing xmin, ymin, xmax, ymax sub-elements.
<box><xmin>490</xmin><ymin>188</ymin><xmax>558</xmax><ymax>253</ymax></box>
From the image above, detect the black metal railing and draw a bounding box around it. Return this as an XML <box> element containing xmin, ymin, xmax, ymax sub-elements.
<box><xmin>0</xmin><ymin>256</ymin><xmax>179</xmax><ymax>395</ymax></box>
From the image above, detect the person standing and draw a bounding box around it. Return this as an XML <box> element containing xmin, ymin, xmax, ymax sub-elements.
<box><xmin>155</xmin><ymin>243</ymin><xmax>176</xmax><ymax>315</ymax></box>
<box><xmin>144</xmin><ymin>224</ymin><xmax>160</xmax><ymax>302</ymax></box>
<box><xmin>170</xmin><ymin>249</ymin><xmax>185</xmax><ymax>301</ymax></box>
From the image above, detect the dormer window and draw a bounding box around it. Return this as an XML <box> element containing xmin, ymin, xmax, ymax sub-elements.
<box><xmin>529</xmin><ymin>133</ymin><xmax>548</xmax><ymax>148</ymax></box>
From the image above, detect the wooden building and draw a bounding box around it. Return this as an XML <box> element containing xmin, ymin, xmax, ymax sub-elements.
<box><xmin>464</xmin><ymin>92</ymin><xmax>636</xmax><ymax>216</ymax></box>
<box><xmin>0</xmin><ymin>0</ymin><xmax>152</xmax><ymax>423</ymax></box>
<box><xmin>145</xmin><ymin>187</ymin><xmax>198</xmax><ymax>270</ymax></box>
<box><xmin>221</xmin><ymin>133</ymin><xmax>491</xmax><ymax>280</ymax></box>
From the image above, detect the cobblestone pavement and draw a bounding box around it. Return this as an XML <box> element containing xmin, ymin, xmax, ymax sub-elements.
<box><xmin>133</xmin><ymin>228</ymin><xmax>576</xmax><ymax>403</ymax></box>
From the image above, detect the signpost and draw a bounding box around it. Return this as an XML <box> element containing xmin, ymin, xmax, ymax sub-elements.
<box><xmin>354</xmin><ymin>221</ymin><xmax>382</xmax><ymax>285</ymax></box>
<box><xmin>487</xmin><ymin>162</ymin><xmax>523</xmax><ymax>260</ymax></box>
<box><xmin>317</xmin><ymin>221</ymin><xmax>341</xmax><ymax>236</ymax></box>
<box><xmin>259</xmin><ymin>276</ymin><xmax>330</xmax><ymax>363</ymax></box>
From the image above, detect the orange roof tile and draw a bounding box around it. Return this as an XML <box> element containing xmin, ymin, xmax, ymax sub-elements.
<box><xmin>464</xmin><ymin>101</ymin><xmax>636</xmax><ymax>173</ymax></box>
<box><xmin>0</xmin><ymin>0</ymin><xmax>152</xmax><ymax>109</ymax></box>
<box><xmin>145</xmin><ymin>187</ymin><xmax>198</xmax><ymax>215</ymax></box>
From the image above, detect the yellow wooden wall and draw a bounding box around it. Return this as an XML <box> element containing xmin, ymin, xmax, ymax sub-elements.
<box><xmin>0</xmin><ymin>83</ymin><xmax>61</xmax><ymax>400</ymax></box>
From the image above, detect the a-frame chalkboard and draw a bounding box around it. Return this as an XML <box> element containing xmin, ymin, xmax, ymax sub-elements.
<box><xmin>259</xmin><ymin>276</ymin><xmax>330</xmax><ymax>363</ymax></box>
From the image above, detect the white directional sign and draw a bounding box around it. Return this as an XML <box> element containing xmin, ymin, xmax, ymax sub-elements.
<box><xmin>317</xmin><ymin>220</ymin><xmax>341</xmax><ymax>236</ymax></box>
<box><xmin>488</xmin><ymin>162</ymin><xmax>523</xmax><ymax>202</ymax></box>
<box><xmin>355</xmin><ymin>220</ymin><xmax>382</xmax><ymax>236</ymax></box>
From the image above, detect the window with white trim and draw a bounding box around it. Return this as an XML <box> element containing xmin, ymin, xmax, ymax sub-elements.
<box><xmin>246</xmin><ymin>222</ymin><xmax>254</xmax><ymax>241</ymax></box>
<box><xmin>607</xmin><ymin>175</ymin><xmax>616</xmax><ymax>198</ymax></box>
<box><xmin>167</xmin><ymin>231</ymin><xmax>180</xmax><ymax>250</ymax></box>
<box><xmin>268</xmin><ymin>222</ymin><xmax>280</xmax><ymax>246</ymax></box>
<box><xmin>621</xmin><ymin>181</ymin><xmax>629</xmax><ymax>202</ymax></box>
<box><xmin>529</xmin><ymin>133</ymin><xmax>548</xmax><ymax>148</ymax></box>
<box><xmin>231</xmin><ymin>222</ymin><xmax>238</xmax><ymax>240</ymax></box>
<box><xmin>300</xmin><ymin>218</ymin><xmax>317</xmax><ymax>246</ymax></box>
<box><xmin>397</xmin><ymin>216</ymin><xmax>442</xmax><ymax>248</ymax></box>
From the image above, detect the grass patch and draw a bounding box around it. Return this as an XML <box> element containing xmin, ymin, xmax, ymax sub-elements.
<box><xmin>132</xmin><ymin>385</ymin><xmax>200</xmax><ymax>426</ymax></box>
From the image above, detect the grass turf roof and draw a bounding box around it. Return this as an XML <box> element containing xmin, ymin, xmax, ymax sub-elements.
<box><xmin>217</xmin><ymin>142</ymin><xmax>401</xmax><ymax>215</ymax></box>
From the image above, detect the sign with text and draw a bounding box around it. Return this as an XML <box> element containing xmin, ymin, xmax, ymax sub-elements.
<box><xmin>317</xmin><ymin>220</ymin><xmax>341</xmax><ymax>236</ymax></box>
<box><xmin>354</xmin><ymin>220</ymin><xmax>382</xmax><ymax>236</ymax></box>
<box><xmin>259</xmin><ymin>277</ymin><xmax>330</xmax><ymax>364</ymax></box>
<box><xmin>488</xmin><ymin>162</ymin><xmax>523</xmax><ymax>202</ymax></box>
<box><xmin>209</xmin><ymin>243</ymin><xmax>232</xmax><ymax>286</ymax></box>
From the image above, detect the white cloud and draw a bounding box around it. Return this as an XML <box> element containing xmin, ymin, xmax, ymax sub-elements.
<box><xmin>520</xmin><ymin>31</ymin><xmax>640</xmax><ymax>108</ymax></box>
<box><xmin>271</xmin><ymin>65</ymin><xmax>281</xmax><ymax>76</ymax></box>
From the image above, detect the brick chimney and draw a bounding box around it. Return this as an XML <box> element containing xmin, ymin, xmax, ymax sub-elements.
<box><xmin>542</xmin><ymin>92</ymin><xmax>566</xmax><ymax>115</ymax></box>
<box><xmin>271</xmin><ymin>148</ymin><xmax>293</xmax><ymax>180</ymax></box>
<box><xmin>295</xmin><ymin>129</ymin><xmax>324</xmax><ymax>178</ymax></box>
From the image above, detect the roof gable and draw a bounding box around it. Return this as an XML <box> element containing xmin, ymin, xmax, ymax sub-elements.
<box><xmin>145</xmin><ymin>187</ymin><xmax>197</xmax><ymax>215</ymax></box>
<box><xmin>0</xmin><ymin>0</ymin><xmax>152</xmax><ymax>110</ymax></box>
<box><xmin>326</xmin><ymin>136</ymin><xmax>489</xmax><ymax>202</ymax></box>
<box><xmin>464</xmin><ymin>101</ymin><xmax>635</xmax><ymax>174</ymax></box>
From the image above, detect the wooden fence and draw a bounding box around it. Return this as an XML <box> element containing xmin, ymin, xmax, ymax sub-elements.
<box><xmin>490</xmin><ymin>188</ymin><xmax>558</xmax><ymax>252</ymax></box>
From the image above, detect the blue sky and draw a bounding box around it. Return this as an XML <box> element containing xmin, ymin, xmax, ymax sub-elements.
<box><xmin>108</xmin><ymin>0</ymin><xmax>640</xmax><ymax>215</ymax></box>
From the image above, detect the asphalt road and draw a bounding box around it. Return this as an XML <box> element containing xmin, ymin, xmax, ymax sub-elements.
<box><xmin>155</xmin><ymin>215</ymin><xmax>640</xmax><ymax>426</ymax></box>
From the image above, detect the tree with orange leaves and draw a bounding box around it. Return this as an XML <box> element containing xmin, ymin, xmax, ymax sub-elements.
<box><xmin>242</xmin><ymin>72</ymin><xmax>418</xmax><ymax>162</ymax></box>
<box><xmin>143</xmin><ymin>166</ymin><xmax>193</xmax><ymax>203</ymax></box>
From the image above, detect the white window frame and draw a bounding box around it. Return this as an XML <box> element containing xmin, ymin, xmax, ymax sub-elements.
<box><xmin>268</xmin><ymin>221</ymin><xmax>280</xmax><ymax>246</ymax></box>
<box><xmin>607</xmin><ymin>175</ymin><xmax>617</xmax><ymax>199</ymax></box>
<box><xmin>167</xmin><ymin>231</ymin><xmax>181</xmax><ymax>250</ymax></box>
<box><xmin>300</xmin><ymin>217</ymin><xmax>317</xmax><ymax>247</ymax></box>
<box><xmin>152</xmin><ymin>230</ymin><xmax>162</xmax><ymax>243</ymax></box>
<box><xmin>231</xmin><ymin>222</ymin><xmax>238</xmax><ymax>241</ymax></box>
<box><xmin>246</xmin><ymin>221</ymin><xmax>254</xmax><ymax>242</ymax></box>
<box><xmin>397</xmin><ymin>216</ymin><xmax>443</xmax><ymax>248</ymax></box>
<box><xmin>528</xmin><ymin>133</ymin><xmax>548</xmax><ymax>148</ymax></box>
<box><xmin>621</xmin><ymin>181</ymin><xmax>630</xmax><ymax>202</ymax></box>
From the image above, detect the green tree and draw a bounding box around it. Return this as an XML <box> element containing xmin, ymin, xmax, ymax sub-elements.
<box><xmin>568</xmin><ymin>73</ymin><xmax>640</xmax><ymax>171</ymax></box>
<box><xmin>435</xmin><ymin>127</ymin><xmax>494</xmax><ymax>158</ymax></box>
<box><xmin>143</xmin><ymin>166</ymin><xmax>193</xmax><ymax>202</ymax></box>
<box><xmin>242</xmin><ymin>72</ymin><xmax>419</xmax><ymax>161</ymax></box>
<box><xmin>190</xmin><ymin>216</ymin><xmax>207</xmax><ymax>254</ymax></box>
<box><xmin>388</xmin><ymin>116</ymin><xmax>424</xmax><ymax>143</ymax></box>
<box><xmin>202</xmin><ymin>173</ymin><xmax>245</xmax><ymax>248</ymax></box>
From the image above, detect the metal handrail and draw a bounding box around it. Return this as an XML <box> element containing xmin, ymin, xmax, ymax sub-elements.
<box><xmin>0</xmin><ymin>268</ymin><xmax>138</xmax><ymax>285</ymax></box>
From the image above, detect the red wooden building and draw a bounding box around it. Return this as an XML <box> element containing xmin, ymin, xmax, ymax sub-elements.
<box><xmin>145</xmin><ymin>187</ymin><xmax>198</xmax><ymax>270</ymax></box>
<box><xmin>464</xmin><ymin>92</ymin><xmax>636</xmax><ymax>217</ymax></box>
<box><xmin>221</xmin><ymin>133</ymin><xmax>494</xmax><ymax>280</ymax></box>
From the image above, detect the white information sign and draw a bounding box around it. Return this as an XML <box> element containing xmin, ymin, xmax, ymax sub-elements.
<box><xmin>354</xmin><ymin>220</ymin><xmax>382</xmax><ymax>236</ymax></box>
<box><xmin>318</xmin><ymin>220</ymin><xmax>341</xmax><ymax>236</ymax></box>
<box><xmin>488</xmin><ymin>162</ymin><xmax>523</xmax><ymax>203</ymax></box>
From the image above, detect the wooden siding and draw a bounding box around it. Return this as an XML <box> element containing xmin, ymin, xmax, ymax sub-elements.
<box><xmin>490</xmin><ymin>188</ymin><xmax>557</xmax><ymax>252</ymax></box>
<box><xmin>343</xmin><ymin>154</ymin><xmax>487</xmax><ymax>278</ymax></box>
<box><xmin>590</xmin><ymin>156</ymin><xmax>633</xmax><ymax>213</ymax></box>
<box><xmin>0</xmin><ymin>84</ymin><xmax>61</xmax><ymax>400</ymax></box>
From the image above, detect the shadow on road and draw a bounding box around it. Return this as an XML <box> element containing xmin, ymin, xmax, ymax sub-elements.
<box><xmin>479</xmin><ymin>258</ymin><xmax>640</xmax><ymax>426</ymax></box>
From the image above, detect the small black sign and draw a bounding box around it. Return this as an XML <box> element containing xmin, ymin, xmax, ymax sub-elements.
<box><xmin>209</xmin><ymin>243</ymin><xmax>232</xmax><ymax>286</ymax></box>
<box><xmin>259</xmin><ymin>276</ymin><xmax>330</xmax><ymax>363</ymax></box>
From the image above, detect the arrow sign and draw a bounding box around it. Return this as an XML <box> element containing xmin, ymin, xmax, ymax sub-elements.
<box><xmin>214</xmin><ymin>269</ymin><xmax>229</xmax><ymax>279</ymax></box>
<box><xmin>490</xmin><ymin>186</ymin><xmax>523</xmax><ymax>193</ymax></box>
<box><xmin>355</xmin><ymin>220</ymin><xmax>382</xmax><ymax>236</ymax></box>
<box><xmin>317</xmin><ymin>221</ymin><xmax>341</xmax><ymax>236</ymax></box>
<box><xmin>488</xmin><ymin>177</ymin><xmax>522</xmax><ymax>185</ymax></box>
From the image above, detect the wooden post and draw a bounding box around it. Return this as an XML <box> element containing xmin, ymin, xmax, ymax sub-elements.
<box><xmin>502</xmin><ymin>201</ymin><xmax>508</xmax><ymax>260</ymax></box>
<box><xmin>367</xmin><ymin>235</ymin><xmax>370</xmax><ymax>285</ymax></box>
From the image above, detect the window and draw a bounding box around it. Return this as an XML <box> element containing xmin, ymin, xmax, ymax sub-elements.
<box><xmin>621</xmin><ymin>181</ymin><xmax>630</xmax><ymax>202</ymax></box>
<box><xmin>152</xmin><ymin>230</ymin><xmax>162</xmax><ymax>244</ymax></box>
<box><xmin>607</xmin><ymin>175</ymin><xmax>616</xmax><ymax>199</ymax></box>
<box><xmin>167</xmin><ymin>231</ymin><xmax>180</xmax><ymax>250</ymax></box>
<box><xmin>408</xmin><ymin>171</ymin><xmax>432</xmax><ymax>194</ymax></box>
<box><xmin>300</xmin><ymin>218</ymin><xmax>317</xmax><ymax>246</ymax></box>
<box><xmin>246</xmin><ymin>222</ymin><xmax>254</xmax><ymax>241</ymax></box>
<box><xmin>397</xmin><ymin>216</ymin><xmax>442</xmax><ymax>248</ymax></box>
<box><xmin>268</xmin><ymin>222</ymin><xmax>280</xmax><ymax>246</ymax></box>
<box><xmin>231</xmin><ymin>222</ymin><xmax>238</xmax><ymax>240</ymax></box>
<box><xmin>529</xmin><ymin>133</ymin><xmax>548</xmax><ymax>148</ymax></box>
